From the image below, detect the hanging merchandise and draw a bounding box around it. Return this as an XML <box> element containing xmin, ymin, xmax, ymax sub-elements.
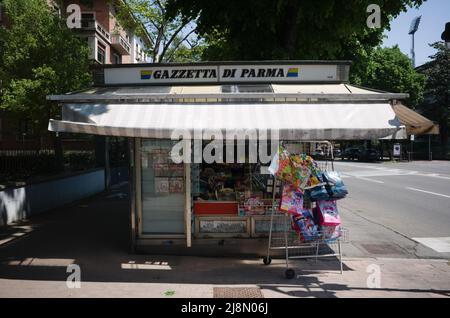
<box><xmin>316</xmin><ymin>200</ymin><xmax>341</xmax><ymax>226</ymax></box>
<box><xmin>279</xmin><ymin>184</ymin><xmax>304</xmax><ymax>215</ymax></box>
<box><xmin>273</xmin><ymin>147</ymin><xmax>299</xmax><ymax>186</ymax></box>
<box><xmin>291</xmin><ymin>153</ymin><xmax>325</xmax><ymax>190</ymax></box>
<box><xmin>307</xmin><ymin>159</ymin><xmax>324</xmax><ymax>188</ymax></box>
<box><xmin>321</xmin><ymin>225</ymin><xmax>342</xmax><ymax>242</ymax></box>
<box><xmin>306</xmin><ymin>184</ymin><xmax>331</xmax><ymax>201</ymax></box>
<box><xmin>290</xmin><ymin>154</ymin><xmax>312</xmax><ymax>190</ymax></box>
<box><xmin>265</xmin><ymin>141</ymin><xmax>348</xmax><ymax>278</ymax></box>
<box><xmin>292</xmin><ymin>213</ymin><xmax>319</xmax><ymax>242</ymax></box>
<box><xmin>296</xmin><ymin>165</ymin><xmax>311</xmax><ymax>190</ymax></box>
<box><xmin>305</xmin><ymin>171</ymin><xmax>348</xmax><ymax>201</ymax></box>
<box><xmin>322</xmin><ymin>171</ymin><xmax>348</xmax><ymax>199</ymax></box>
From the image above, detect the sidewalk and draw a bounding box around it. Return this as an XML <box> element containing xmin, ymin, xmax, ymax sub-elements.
<box><xmin>0</xmin><ymin>185</ymin><xmax>449</xmax><ymax>298</ymax></box>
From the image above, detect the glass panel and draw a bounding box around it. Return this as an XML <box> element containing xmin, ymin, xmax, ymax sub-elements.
<box><xmin>141</xmin><ymin>139</ymin><xmax>185</xmax><ymax>234</ymax></box>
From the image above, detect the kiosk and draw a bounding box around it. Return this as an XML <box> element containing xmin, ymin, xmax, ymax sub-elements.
<box><xmin>48</xmin><ymin>61</ymin><xmax>407</xmax><ymax>254</ymax></box>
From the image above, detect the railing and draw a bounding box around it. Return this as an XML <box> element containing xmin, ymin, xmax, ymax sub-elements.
<box><xmin>0</xmin><ymin>150</ymin><xmax>96</xmax><ymax>185</ymax></box>
<box><xmin>111</xmin><ymin>33</ymin><xmax>131</xmax><ymax>55</ymax></box>
<box><xmin>80</xmin><ymin>19</ymin><xmax>111</xmax><ymax>42</ymax></box>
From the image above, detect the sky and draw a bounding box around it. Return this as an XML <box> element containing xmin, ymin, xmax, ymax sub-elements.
<box><xmin>382</xmin><ymin>0</ymin><xmax>450</xmax><ymax>67</ymax></box>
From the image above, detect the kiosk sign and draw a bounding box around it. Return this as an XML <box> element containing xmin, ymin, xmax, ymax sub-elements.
<box><xmin>104</xmin><ymin>62</ymin><xmax>346</xmax><ymax>85</ymax></box>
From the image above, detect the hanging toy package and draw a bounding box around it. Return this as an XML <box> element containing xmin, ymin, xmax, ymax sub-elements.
<box><xmin>317</xmin><ymin>199</ymin><xmax>341</xmax><ymax>226</ymax></box>
<box><xmin>279</xmin><ymin>184</ymin><xmax>304</xmax><ymax>215</ymax></box>
<box><xmin>291</xmin><ymin>212</ymin><xmax>319</xmax><ymax>242</ymax></box>
<box><xmin>265</xmin><ymin>142</ymin><xmax>349</xmax><ymax>277</ymax></box>
<box><xmin>268</xmin><ymin>143</ymin><xmax>347</xmax><ymax>242</ymax></box>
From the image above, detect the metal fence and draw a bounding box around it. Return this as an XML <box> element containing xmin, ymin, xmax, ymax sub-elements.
<box><xmin>0</xmin><ymin>149</ymin><xmax>97</xmax><ymax>184</ymax></box>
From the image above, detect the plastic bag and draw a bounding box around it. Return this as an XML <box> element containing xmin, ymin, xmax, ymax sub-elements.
<box><xmin>306</xmin><ymin>171</ymin><xmax>348</xmax><ymax>201</ymax></box>
<box><xmin>322</xmin><ymin>171</ymin><xmax>348</xmax><ymax>199</ymax></box>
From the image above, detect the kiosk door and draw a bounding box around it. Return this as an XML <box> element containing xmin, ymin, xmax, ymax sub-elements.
<box><xmin>140</xmin><ymin>139</ymin><xmax>185</xmax><ymax>235</ymax></box>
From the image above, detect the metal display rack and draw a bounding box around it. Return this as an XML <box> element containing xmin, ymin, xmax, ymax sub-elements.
<box><xmin>262</xmin><ymin>141</ymin><xmax>349</xmax><ymax>279</ymax></box>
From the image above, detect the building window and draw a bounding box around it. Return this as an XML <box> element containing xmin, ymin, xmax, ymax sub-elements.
<box><xmin>97</xmin><ymin>42</ymin><xmax>106</xmax><ymax>64</ymax></box>
<box><xmin>113</xmin><ymin>53</ymin><xmax>121</xmax><ymax>64</ymax></box>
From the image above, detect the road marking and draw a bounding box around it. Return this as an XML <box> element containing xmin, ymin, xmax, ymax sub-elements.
<box><xmin>406</xmin><ymin>187</ymin><xmax>450</xmax><ymax>199</ymax></box>
<box><xmin>412</xmin><ymin>237</ymin><xmax>450</xmax><ymax>253</ymax></box>
<box><xmin>334</xmin><ymin>162</ymin><xmax>450</xmax><ymax>180</ymax></box>
<box><xmin>356</xmin><ymin>177</ymin><xmax>384</xmax><ymax>184</ymax></box>
<box><xmin>417</xmin><ymin>173</ymin><xmax>450</xmax><ymax>180</ymax></box>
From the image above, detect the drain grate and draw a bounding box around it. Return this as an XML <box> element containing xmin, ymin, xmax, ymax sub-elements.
<box><xmin>213</xmin><ymin>287</ymin><xmax>264</xmax><ymax>298</ymax></box>
<box><xmin>360</xmin><ymin>243</ymin><xmax>405</xmax><ymax>255</ymax></box>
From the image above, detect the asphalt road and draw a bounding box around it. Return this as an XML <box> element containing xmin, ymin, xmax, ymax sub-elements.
<box><xmin>332</xmin><ymin>160</ymin><xmax>450</xmax><ymax>259</ymax></box>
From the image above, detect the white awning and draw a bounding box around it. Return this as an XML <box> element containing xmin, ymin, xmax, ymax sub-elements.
<box><xmin>48</xmin><ymin>103</ymin><xmax>406</xmax><ymax>140</ymax></box>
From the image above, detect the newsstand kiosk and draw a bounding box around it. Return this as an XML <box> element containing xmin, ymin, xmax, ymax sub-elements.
<box><xmin>48</xmin><ymin>61</ymin><xmax>407</xmax><ymax>258</ymax></box>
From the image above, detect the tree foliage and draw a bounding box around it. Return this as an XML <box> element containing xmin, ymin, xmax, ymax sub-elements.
<box><xmin>115</xmin><ymin>0</ymin><xmax>202</xmax><ymax>62</ymax></box>
<box><xmin>353</xmin><ymin>46</ymin><xmax>426</xmax><ymax>108</ymax></box>
<box><xmin>419</xmin><ymin>42</ymin><xmax>450</xmax><ymax>157</ymax></box>
<box><xmin>0</xmin><ymin>0</ymin><xmax>92</xmax><ymax>131</ymax></box>
<box><xmin>167</xmin><ymin>0</ymin><xmax>424</xmax><ymax>61</ymax></box>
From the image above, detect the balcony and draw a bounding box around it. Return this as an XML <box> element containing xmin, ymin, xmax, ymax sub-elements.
<box><xmin>80</xmin><ymin>19</ymin><xmax>111</xmax><ymax>43</ymax></box>
<box><xmin>111</xmin><ymin>33</ymin><xmax>131</xmax><ymax>55</ymax></box>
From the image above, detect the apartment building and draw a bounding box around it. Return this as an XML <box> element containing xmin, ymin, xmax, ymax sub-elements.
<box><xmin>60</xmin><ymin>0</ymin><xmax>151</xmax><ymax>65</ymax></box>
<box><xmin>0</xmin><ymin>0</ymin><xmax>152</xmax><ymax>151</ymax></box>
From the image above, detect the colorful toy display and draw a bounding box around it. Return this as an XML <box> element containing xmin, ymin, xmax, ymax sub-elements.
<box><xmin>269</xmin><ymin>145</ymin><xmax>347</xmax><ymax>242</ymax></box>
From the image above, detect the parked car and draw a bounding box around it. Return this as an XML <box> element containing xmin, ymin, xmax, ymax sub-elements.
<box><xmin>359</xmin><ymin>148</ymin><xmax>380</xmax><ymax>162</ymax></box>
<box><xmin>333</xmin><ymin>149</ymin><xmax>342</xmax><ymax>158</ymax></box>
<box><xmin>342</xmin><ymin>148</ymin><xmax>380</xmax><ymax>161</ymax></box>
<box><xmin>311</xmin><ymin>149</ymin><xmax>325</xmax><ymax>159</ymax></box>
<box><xmin>342</xmin><ymin>148</ymin><xmax>361</xmax><ymax>160</ymax></box>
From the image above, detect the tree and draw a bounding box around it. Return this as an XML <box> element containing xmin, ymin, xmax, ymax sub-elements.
<box><xmin>115</xmin><ymin>0</ymin><xmax>201</xmax><ymax>62</ymax></box>
<box><xmin>167</xmin><ymin>0</ymin><xmax>424</xmax><ymax>61</ymax></box>
<box><xmin>419</xmin><ymin>42</ymin><xmax>450</xmax><ymax>158</ymax></box>
<box><xmin>0</xmin><ymin>0</ymin><xmax>92</xmax><ymax>170</ymax></box>
<box><xmin>352</xmin><ymin>46</ymin><xmax>426</xmax><ymax>108</ymax></box>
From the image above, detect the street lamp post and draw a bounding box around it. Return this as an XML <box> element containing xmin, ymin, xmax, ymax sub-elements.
<box><xmin>409</xmin><ymin>16</ymin><xmax>421</xmax><ymax>67</ymax></box>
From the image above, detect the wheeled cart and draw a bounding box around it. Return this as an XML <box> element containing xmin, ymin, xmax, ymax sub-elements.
<box><xmin>262</xmin><ymin>141</ymin><xmax>349</xmax><ymax>279</ymax></box>
<box><xmin>262</xmin><ymin>204</ymin><xmax>348</xmax><ymax>278</ymax></box>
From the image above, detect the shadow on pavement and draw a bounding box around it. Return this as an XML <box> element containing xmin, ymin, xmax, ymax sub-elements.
<box><xmin>0</xmin><ymin>184</ymin><xmax>449</xmax><ymax>298</ymax></box>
